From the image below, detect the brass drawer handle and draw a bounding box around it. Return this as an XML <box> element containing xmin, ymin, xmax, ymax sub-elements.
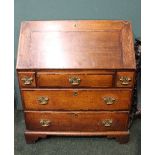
<box><xmin>69</xmin><ymin>77</ymin><xmax>81</xmax><ymax>86</ymax></box>
<box><xmin>119</xmin><ymin>76</ymin><xmax>131</xmax><ymax>85</ymax></box>
<box><xmin>37</xmin><ymin>96</ymin><xmax>49</xmax><ymax>105</ymax></box>
<box><xmin>21</xmin><ymin>77</ymin><xmax>33</xmax><ymax>85</ymax></box>
<box><xmin>40</xmin><ymin>119</ymin><xmax>51</xmax><ymax>127</ymax></box>
<box><xmin>102</xmin><ymin>119</ymin><xmax>113</xmax><ymax>127</ymax></box>
<box><xmin>103</xmin><ymin>97</ymin><xmax>116</xmax><ymax>105</ymax></box>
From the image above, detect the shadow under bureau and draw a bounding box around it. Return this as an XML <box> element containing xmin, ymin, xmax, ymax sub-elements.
<box><xmin>16</xmin><ymin>20</ymin><xmax>136</xmax><ymax>144</ymax></box>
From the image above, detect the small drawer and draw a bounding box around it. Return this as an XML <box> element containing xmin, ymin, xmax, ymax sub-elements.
<box><xmin>116</xmin><ymin>72</ymin><xmax>135</xmax><ymax>87</ymax></box>
<box><xmin>36</xmin><ymin>72</ymin><xmax>113</xmax><ymax>88</ymax></box>
<box><xmin>22</xmin><ymin>89</ymin><xmax>132</xmax><ymax>111</ymax></box>
<box><xmin>18</xmin><ymin>72</ymin><xmax>36</xmax><ymax>88</ymax></box>
<box><xmin>25</xmin><ymin>111</ymin><xmax>129</xmax><ymax>131</ymax></box>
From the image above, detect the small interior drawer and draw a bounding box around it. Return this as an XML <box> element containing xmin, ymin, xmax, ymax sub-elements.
<box><xmin>18</xmin><ymin>72</ymin><xmax>36</xmax><ymax>88</ymax></box>
<box><xmin>116</xmin><ymin>72</ymin><xmax>135</xmax><ymax>87</ymax></box>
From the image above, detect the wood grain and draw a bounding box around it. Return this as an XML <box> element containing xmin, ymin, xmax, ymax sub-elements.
<box><xmin>16</xmin><ymin>20</ymin><xmax>136</xmax><ymax>69</ymax></box>
<box><xmin>22</xmin><ymin>89</ymin><xmax>132</xmax><ymax>111</ymax></box>
<box><xmin>18</xmin><ymin>72</ymin><xmax>36</xmax><ymax>88</ymax></box>
<box><xmin>116</xmin><ymin>71</ymin><xmax>135</xmax><ymax>87</ymax></box>
<box><xmin>25</xmin><ymin>111</ymin><xmax>129</xmax><ymax>131</ymax></box>
<box><xmin>37</xmin><ymin>72</ymin><xmax>113</xmax><ymax>88</ymax></box>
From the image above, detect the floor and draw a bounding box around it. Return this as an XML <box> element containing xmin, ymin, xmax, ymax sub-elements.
<box><xmin>15</xmin><ymin>110</ymin><xmax>141</xmax><ymax>155</ymax></box>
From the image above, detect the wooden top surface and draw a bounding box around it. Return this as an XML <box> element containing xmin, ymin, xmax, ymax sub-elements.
<box><xmin>16</xmin><ymin>20</ymin><xmax>136</xmax><ymax>70</ymax></box>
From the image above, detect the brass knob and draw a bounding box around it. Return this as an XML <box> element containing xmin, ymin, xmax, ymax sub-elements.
<box><xmin>119</xmin><ymin>76</ymin><xmax>131</xmax><ymax>85</ymax></box>
<box><xmin>21</xmin><ymin>76</ymin><xmax>33</xmax><ymax>85</ymax></box>
<box><xmin>40</xmin><ymin>119</ymin><xmax>51</xmax><ymax>127</ymax></box>
<box><xmin>102</xmin><ymin>119</ymin><xmax>113</xmax><ymax>127</ymax></box>
<box><xmin>37</xmin><ymin>96</ymin><xmax>49</xmax><ymax>105</ymax></box>
<box><xmin>103</xmin><ymin>97</ymin><xmax>116</xmax><ymax>105</ymax></box>
<box><xmin>69</xmin><ymin>77</ymin><xmax>81</xmax><ymax>86</ymax></box>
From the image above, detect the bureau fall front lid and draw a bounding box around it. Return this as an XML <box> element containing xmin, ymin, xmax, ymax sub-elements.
<box><xmin>16</xmin><ymin>20</ymin><xmax>136</xmax><ymax>70</ymax></box>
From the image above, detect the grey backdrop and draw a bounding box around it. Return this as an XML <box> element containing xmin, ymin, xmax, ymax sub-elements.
<box><xmin>15</xmin><ymin>0</ymin><xmax>141</xmax><ymax>109</ymax></box>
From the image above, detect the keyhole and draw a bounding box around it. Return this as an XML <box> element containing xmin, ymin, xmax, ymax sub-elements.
<box><xmin>73</xmin><ymin>91</ymin><xmax>78</xmax><ymax>96</ymax></box>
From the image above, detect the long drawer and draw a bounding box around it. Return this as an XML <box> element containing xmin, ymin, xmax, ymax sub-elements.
<box><xmin>25</xmin><ymin>111</ymin><xmax>129</xmax><ymax>131</ymax></box>
<box><xmin>22</xmin><ymin>89</ymin><xmax>132</xmax><ymax>110</ymax></box>
<box><xmin>37</xmin><ymin>72</ymin><xmax>113</xmax><ymax>88</ymax></box>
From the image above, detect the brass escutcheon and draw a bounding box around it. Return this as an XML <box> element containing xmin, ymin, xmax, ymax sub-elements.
<box><xmin>40</xmin><ymin>119</ymin><xmax>51</xmax><ymax>127</ymax></box>
<box><xmin>73</xmin><ymin>113</ymin><xmax>78</xmax><ymax>117</ymax></box>
<box><xmin>102</xmin><ymin>119</ymin><xmax>113</xmax><ymax>127</ymax></box>
<box><xmin>38</xmin><ymin>96</ymin><xmax>49</xmax><ymax>105</ymax></box>
<box><xmin>119</xmin><ymin>76</ymin><xmax>131</xmax><ymax>85</ymax></box>
<box><xmin>69</xmin><ymin>77</ymin><xmax>81</xmax><ymax>86</ymax></box>
<box><xmin>73</xmin><ymin>91</ymin><xmax>78</xmax><ymax>96</ymax></box>
<box><xmin>21</xmin><ymin>76</ymin><xmax>33</xmax><ymax>85</ymax></box>
<box><xmin>103</xmin><ymin>96</ymin><xmax>116</xmax><ymax>105</ymax></box>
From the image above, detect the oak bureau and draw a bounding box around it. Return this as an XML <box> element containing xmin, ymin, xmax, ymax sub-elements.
<box><xmin>16</xmin><ymin>20</ymin><xmax>136</xmax><ymax>144</ymax></box>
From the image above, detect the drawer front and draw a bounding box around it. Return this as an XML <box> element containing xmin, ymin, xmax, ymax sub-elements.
<box><xmin>22</xmin><ymin>89</ymin><xmax>132</xmax><ymax>110</ymax></box>
<box><xmin>25</xmin><ymin>111</ymin><xmax>129</xmax><ymax>131</ymax></box>
<box><xmin>18</xmin><ymin>72</ymin><xmax>36</xmax><ymax>88</ymax></box>
<box><xmin>116</xmin><ymin>72</ymin><xmax>135</xmax><ymax>87</ymax></box>
<box><xmin>37</xmin><ymin>72</ymin><xmax>113</xmax><ymax>88</ymax></box>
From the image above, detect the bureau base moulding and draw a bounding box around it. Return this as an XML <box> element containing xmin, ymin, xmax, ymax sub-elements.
<box><xmin>25</xmin><ymin>130</ymin><xmax>129</xmax><ymax>144</ymax></box>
